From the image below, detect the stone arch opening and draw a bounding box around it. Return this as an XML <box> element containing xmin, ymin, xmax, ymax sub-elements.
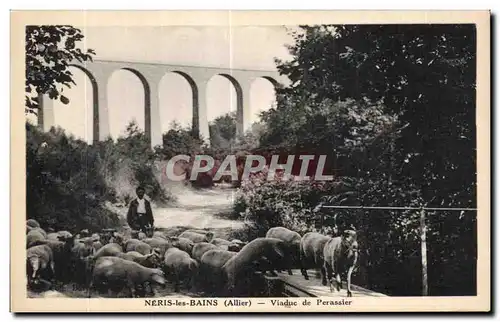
<box><xmin>158</xmin><ymin>71</ymin><xmax>198</xmax><ymax>137</ymax></box>
<box><xmin>206</xmin><ymin>74</ymin><xmax>243</xmax><ymax>140</ymax></box>
<box><xmin>249</xmin><ymin>76</ymin><xmax>278</xmax><ymax>126</ymax></box>
<box><xmin>107</xmin><ymin>68</ymin><xmax>150</xmax><ymax>140</ymax></box>
<box><xmin>51</xmin><ymin>65</ymin><xmax>97</xmax><ymax>143</ymax></box>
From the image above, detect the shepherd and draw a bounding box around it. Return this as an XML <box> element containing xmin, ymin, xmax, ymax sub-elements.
<box><xmin>127</xmin><ymin>186</ymin><xmax>154</xmax><ymax>234</ymax></box>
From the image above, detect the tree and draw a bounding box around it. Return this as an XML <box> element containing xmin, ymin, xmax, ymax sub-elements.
<box><xmin>209</xmin><ymin>112</ymin><xmax>237</xmax><ymax>150</ymax></box>
<box><xmin>275</xmin><ymin>24</ymin><xmax>476</xmax><ymax>208</ymax></box>
<box><xmin>270</xmin><ymin>24</ymin><xmax>477</xmax><ymax>296</ymax></box>
<box><xmin>25</xmin><ymin>25</ymin><xmax>96</xmax><ymax>114</ymax></box>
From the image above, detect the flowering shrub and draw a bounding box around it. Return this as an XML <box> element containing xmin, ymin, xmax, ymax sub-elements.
<box><xmin>233</xmin><ymin>170</ymin><xmax>335</xmax><ymax>234</ymax></box>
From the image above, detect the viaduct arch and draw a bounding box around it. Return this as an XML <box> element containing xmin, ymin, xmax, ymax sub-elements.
<box><xmin>37</xmin><ymin>59</ymin><xmax>284</xmax><ymax>148</ymax></box>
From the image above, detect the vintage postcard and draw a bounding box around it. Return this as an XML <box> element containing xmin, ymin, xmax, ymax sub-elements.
<box><xmin>11</xmin><ymin>10</ymin><xmax>490</xmax><ymax>313</ymax></box>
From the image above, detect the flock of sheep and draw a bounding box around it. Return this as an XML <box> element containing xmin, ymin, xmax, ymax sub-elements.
<box><xmin>26</xmin><ymin>219</ymin><xmax>359</xmax><ymax>298</ymax></box>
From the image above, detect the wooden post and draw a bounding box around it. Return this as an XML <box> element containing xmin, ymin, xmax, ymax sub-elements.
<box><xmin>420</xmin><ymin>209</ymin><xmax>428</xmax><ymax>296</ymax></box>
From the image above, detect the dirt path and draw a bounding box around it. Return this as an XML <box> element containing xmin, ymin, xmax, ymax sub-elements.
<box><xmin>153</xmin><ymin>186</ymin><xmax>244</xmax><ymax>230</ymax></box>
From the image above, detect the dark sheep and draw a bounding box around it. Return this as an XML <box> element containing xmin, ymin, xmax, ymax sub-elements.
<box><xmin>71</xmin><ymin>238</ymin><xmax>96</xmax><ymax>285</ymax></box>
<box><xmin>222</xmin><ymin>237</ymin><xmax>290</xmax><ymax>295</ymax></box>
<box><xmin>265</xmin><ymin>227</ymin><xmax>302</xmax><ymax>275</ymax></box>
<box><xmin>199</xmin><ymin>249</ymin><xmax>237</xmax><ymax>293</ymax></box>
<box><xmin>89</xmin><ymin>256</ymin><xmax>166</xmax><ymax>298</ymax></box>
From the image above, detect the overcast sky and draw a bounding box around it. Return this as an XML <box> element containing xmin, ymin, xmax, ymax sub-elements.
<box><xmin>29</xmin><ymin>26</ymin><xmax>295</xmax><ymax>142</ymax></box>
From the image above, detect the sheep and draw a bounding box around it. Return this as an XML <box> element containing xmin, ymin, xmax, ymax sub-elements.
<box><xmin>27</xmin><ymin>227</ymin><xmax>48</xmax><ymax>238</ymax></box>
<box><xmin>265</xmin><ymin>227</ymin><xmax>302</xmax><ymax>275</ymax></box>
<box><xmin>210</xmin><ymin>238</ymin><xmax>244</xmax><ymax>252</ymax></box>
<box><xmin>191</xmin><ymin>242</ymin><xmax>219</xmax><ymax>262</ymax></box>
<box><xmin>142</xmin><ymin>237</ymin><xmax>173</xmax><ymax>257</ymax></box>
<box><xmin>131</xmin><ymin>230</ymin><xmax>147</xmax><ymax>240</ymax></box>
<box><xmin>299</xmin><ymin>232</ymin><xmax>332</xmax><ymax>284</ymax></box>
<box><xmin>210</xmin><ymin>237</ymin><xmax>233</xmax><ymax>247</ymax></box>
<box><xmin>163</xmin><ymin>247</ymin><xmax>199</xmax><ymax>292</ymax></box>
<box><xmin>152</xmin><ymin>231</ymin><xmax>168</xmax><ymax>240</ymax></box>
<box><xmin>124</xmin><ymin>239</ymin><xmax>152</xmax><ymax>255</ymax></box>
<box><xmin>88</xmin><ymin>256</ymin><xmax>166</xmax><ymax>298</ymax></box>
<box><xmin>72</xmin><ymin>239</ymin><xmax>96</xmax><ymax>259</ymax></box>
<box><xmin>57</xmin><ymin>231</ymin><xmax>73</xmax><ymax>239</ymax></box>
<box><xmin>221</xmin><ymin>237</ymin><xmax>291</xmax><ymax>295</ymax></box>
<box><xmin>26</xmin><ymin>244</ymin><xmax>55</xmax><ymax>286</ymax></box>
<box><xmin>29</xmin><ymin>235</ymin><xmax>76</xmax><ymax>283</ymax></box>
<box><xmin>79</xmin><ymin>229</ymin><xmax>91</xmax><ymax>238</ymax></box>
<box><xmin>71</xmin><ymin>238</ymin><xmax>96</xmax><ymax>285</ymax></box>
<box><xmin>74</xmin><ymin>234</ymin><xmax>103</xmax><ymax>251</ymax></box>
<box><xmin>117</xmin><ymin>251</ymin><xmax>162</xmax><ymax>268</ymax></box>
<box><xmin>47</xmin><ymin>230</ymin><xmax>73</xmax><ymax>242</ymax></box>
<box><xmin>27</xmin><ymin>229</ymin><xmax>46</xmax><ymax>248</ymax></box>
<box><xmin>178</xmin><ymin>231</ymin><xmax>214</xmax><ymax>243</ymax></box>
<box><xmin>93</xmin><ymin>240</ymin><xmax>104</xmax><ymax>251</ymax></box>
<box><xmin>26</xmin><ymin>219</ymin><xmax>40</xmax><ymax>228</ymax></box>
<box><xmin>230</xmin><ymin>239</ymin><xmax>247</xmax><ymax>248</ymax></box>
<box><xmin>169</xmin><ymin>237</ymin><xmax>194</xmax><ymax>255</ymax></box>
<box><xmin>199</xmin><ymin>249</ymin><xmax>237</xmax><ymax>293</ymax></box>
<box><xmin>93</xmin><ymin>243</ymin><xmax>123</xmax><ymax>259</ymax></box>
<box><xmin>47</xmin><ymin>233</ymin><xmax>60</xmax><ymax>241</ymax></box>
<box><xmin>323</xmin><ymin>229</ymin><xmax>359</xmax><ymax>297</ymax></box>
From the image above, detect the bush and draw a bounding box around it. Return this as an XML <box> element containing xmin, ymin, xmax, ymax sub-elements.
<box><xmin>26</xmin><ymin>121</ymin><xmax>175</xmax><ymax>233</ymax></box>
<box><xmin>26</xmin><ymin>123</ymin><xmax>121</xmax><ymax>232</ymax></box>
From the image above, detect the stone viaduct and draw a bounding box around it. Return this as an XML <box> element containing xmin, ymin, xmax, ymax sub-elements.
<box><xmin>37</xmin><ymin>59</ymin><xmax>285</xmax><ymax>148</ymax></box>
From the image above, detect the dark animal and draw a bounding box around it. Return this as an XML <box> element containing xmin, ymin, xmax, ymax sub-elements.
<box><xmin>299</xmin><ymin>232</ymin><xmax>332</xmax><ymax>284</ymax></box>
<box><xmin>222</xmin><ymin>237</ymin><xmax>290</xmax><ymax>295</ymax></box>
<box><xmin>88</xmin><ymin>256</ymin><xmax>166</xmax><ymax>298</ymax></box>
<box><xmin>265</xmin><ymin>226</ymin><xmax>302</xmax><ymax>275</ymax></box>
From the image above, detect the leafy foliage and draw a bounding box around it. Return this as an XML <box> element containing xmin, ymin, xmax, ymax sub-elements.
<box><xmin>275</xmin><ymin>24</ymin><xmax>476</xmax><ymax>209</ymax></box>
<box><xmin>26</xmin><ymin>123</ymin><xmax>121</xmax><ymax>232</ymax></box>
<box><xmin>157</xmin><ymin>121</ymin><xmax>205</xmax><ymax>160</ymax></box>
<box><xmin>99</xmin><ymin>121</ymin><xmax>174</xmax><ymax>205</ymax></box>
<box><xmin>26</xmin><ymin>121</ymin><xmax>175</xmax><ymax>233</ymax></box>
<box><xmin>25</xmin><ymin>25</ymin><xmax>95</xmax><ymax>114</ymax></box>
<box><xmin>209</xmin><ymin>112</ymin><xmax>237</xmax><ymax>150</ymax></box>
